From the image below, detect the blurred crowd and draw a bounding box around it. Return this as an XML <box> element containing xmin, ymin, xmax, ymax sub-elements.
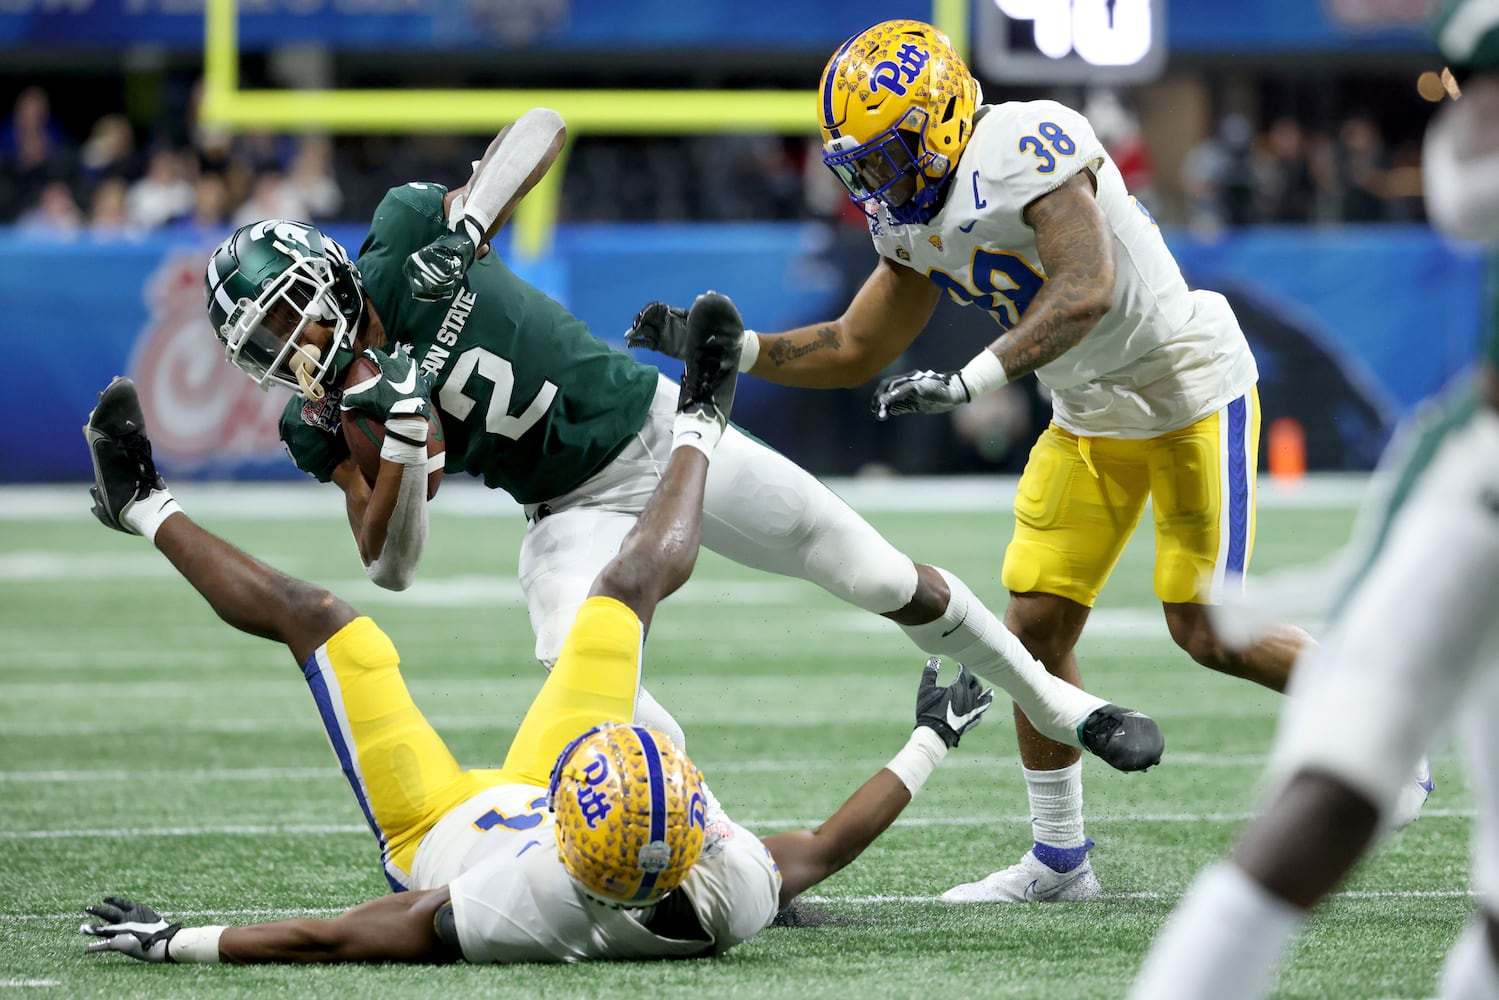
<box><xmin>0</xmin><ymin>82</ymin><xmax>1427</xmax><ymax>238</ymax></box>
<box><xmin>1179</xmin><ymin>110</ymin><xmax>1426</xmax><ymax>232</ymax></box>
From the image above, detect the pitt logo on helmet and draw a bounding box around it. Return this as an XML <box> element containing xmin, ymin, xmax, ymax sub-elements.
<box><xmin>819</xmin><ymin>19</ymin><xmax>981</xmax><ymax>226</ymax></box>
<box><xmin>548</xmin><ymin>723</ymin><xmax>708</xmax><ymax>907</ymax></box>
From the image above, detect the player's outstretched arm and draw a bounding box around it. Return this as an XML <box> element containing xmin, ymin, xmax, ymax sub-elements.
<box><xmin>404</xmin><ymin>108</ymin><xmax>567</xmax><ymax>301</ymax></box>
<box><xmin>761</xmin><ymin>659</ymin><xmax>993</xmax><ymax>907</ymax></box>
<box><xmin>81</xmin><ymin>889</ymin><xmax>458</xmax><ymax>965</ymax></box>
<box><xmin>627</xmin><ymin>256</ymin><xmax>941</xmax><ymax>389</ymax></box>
<box><xmin>85</xmin><ymin>376</ymin><xmax>354</xmax><ymax>664</ymax></box>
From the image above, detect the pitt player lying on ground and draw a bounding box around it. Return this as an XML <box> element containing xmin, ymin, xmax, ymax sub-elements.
<box><xmin>77</xmin><ymin>296</ymin><xmax>994</xmax><ymax>965</ymax></box>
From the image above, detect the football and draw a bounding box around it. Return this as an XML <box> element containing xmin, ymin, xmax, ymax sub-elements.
<box><xmin>339</xmin><ymin>355</ymin><xmax>445</xmax><ymax>500</ymax></box>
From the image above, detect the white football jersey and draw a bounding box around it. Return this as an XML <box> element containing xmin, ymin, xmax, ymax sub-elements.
<box><xmin>408</xmin><ymin>782</ymin><xmax>781</xmax><ymax>964</ymax></box>
<box><xmin>868</xmin><ymin>100</ymin><xmax>1258</xmax><ymax>438</ymax></box>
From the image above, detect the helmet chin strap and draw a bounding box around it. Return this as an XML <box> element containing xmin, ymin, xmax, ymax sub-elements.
<box><xmin>288</xmin><ymin>344</ymin><xmax>325</xmax><ymax>401</ymax></box>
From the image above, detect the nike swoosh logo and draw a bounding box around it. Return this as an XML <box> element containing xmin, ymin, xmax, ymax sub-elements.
<box><xmin>946</xmin><ymin>701</ymin><xmax>987</xmax><ymax>733</ymax></box>
<box><xmin>1022</xmin><ymin>869</ymin><xmax>1087</xmax><ymax>902</ymax></box>
<box><xmin>958</xmin><ymin>220</ymin><xmax>977</xmax><ymax>233</ymax></box>
<box><xmin>940</xmin><ymin>609</ymin><xmax>968</xmax><ymax>638</ymax></box>
<box><xmin>388</xmin><ymin>364</ymin><xmax>418</xmax><ymax>395</ymax></box>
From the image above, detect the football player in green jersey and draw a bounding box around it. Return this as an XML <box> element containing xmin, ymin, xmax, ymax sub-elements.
<box><xmin>203</xmin><ymin>109</ymin><xmax>1163</xmax><ymax>778</ymax></box>
<box><xmin>1129</xmin><ymin>7</ymin><xmax>1499</xmax><ymax>997</ymax></box>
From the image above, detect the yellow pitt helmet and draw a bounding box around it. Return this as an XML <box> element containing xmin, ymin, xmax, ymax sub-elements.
<box><xmin>818</xmin><ymin>19</ymin><xmax>981</xmax><ymax>225</ymax></box>
<box><xmin>548</xmin><ymin>723</ymin><xmax>708</xmax><ymax>907</ymax></box>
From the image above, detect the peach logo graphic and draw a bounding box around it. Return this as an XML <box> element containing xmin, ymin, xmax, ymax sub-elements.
<box><xmin>127</xmin><ymin>250</ymin><xmax>289</xmax><ymax>473</ymax></box>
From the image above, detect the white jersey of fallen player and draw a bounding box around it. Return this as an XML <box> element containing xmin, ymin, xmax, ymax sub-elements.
<box><xmin>868</xmin><ymin>100</ymin><xmax>1258</xmax><ymax>438</ymax></box>
<box><xmin>407</xmin><ymin>782</ymin><xmax>781</xmax><ymax>963</ymax></box>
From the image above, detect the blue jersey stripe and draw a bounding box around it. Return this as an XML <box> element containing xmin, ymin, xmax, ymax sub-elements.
<box><xmin>1225</xmin><ymin>395</ymin><xmax>1249</xmax><ymax>575</ymax></box>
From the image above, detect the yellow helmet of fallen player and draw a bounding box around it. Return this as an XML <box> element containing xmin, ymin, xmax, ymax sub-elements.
<box><xmin>818</xmin><ymin>19</ymin><xmax>981</xmax><ymax>225</ymax></box>
<box><xmin>548</xmin><ymin>723</ymin><xmax>708</xmax><ymax>907</ymax></box>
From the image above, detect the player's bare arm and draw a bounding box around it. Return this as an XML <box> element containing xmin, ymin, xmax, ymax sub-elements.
<box><xmin>754</xmin><ymin>259</ymin><xmax>941</xmax><ymax>387</ymax></box>
<box><xmin>82</xmin><ymin>889</ymin><xmax>457</xmax><ymax>965</ymax></box>
<box><xmin>150</xmin><ymin>510</ymin><xmax>354</xmax><ymax>666</ymax></box>
<box><xmin>991</xmin><ymin>170</ymin><xmax>1116</xmax><ymax>380</ymax></box>
<box><xmin>763</xmin><ymin>660</ymin><xmax>993</xmax><ymax>906</ymax></box>
<box><xmin>627</xmin><ymin>258</ymin><xmax>940</xmax><ymax>388</ymax></box>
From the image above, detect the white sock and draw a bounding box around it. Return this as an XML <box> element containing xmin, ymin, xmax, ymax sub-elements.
<box><xmin>1440</xmin><ymin>917</ymin><xmax>1499</xmax><ymax>1000</ymax></box>
<box><xmin>634</xmin><ymin>686</ymin><xmax>687</xmax><ymax>750</ymax></box>
<box><xmin>671</xmin><ymin>410</ymin><xmax>724</xmax><ymax>459</ymax></box>
<box><xmin>124</xmin><ymin>488</ymin><xmax>183</xmax><ymax>544</ymax></box>
<box><xmin>898</xmin><ymin>569</ymin><xmax>1103</xmax><ymax>746</ymax></box>
<box><xmin>1025</xmin><ymin>760</ymin><xmax>1086</xmax><ymax>849</ymax></box>
<box><xmin>1126</xmin><ymin>862</ymin><xmax>1306</xmax><ymax>1000</ymax></box>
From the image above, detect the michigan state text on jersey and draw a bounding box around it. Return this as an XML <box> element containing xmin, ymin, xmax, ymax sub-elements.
<box><xmin>280</xmin><ymin>182</ymin><xmax>658</xmax><ymax>505</ymax></box>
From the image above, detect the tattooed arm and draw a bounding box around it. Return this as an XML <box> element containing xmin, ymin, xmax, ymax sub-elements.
<box><xmin>985</xmin><ymin>171</ymin><xmax>1115</xmax><ymax>380</ymax></box>
<box><xmin>745</xmin><ymin>257</ymin><xmax>942</xmax><ymax>388</ymax></box>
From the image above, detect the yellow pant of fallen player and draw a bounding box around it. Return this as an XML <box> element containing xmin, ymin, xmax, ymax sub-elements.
<box><xmin>1002</xmin><ymin>391</ymin><xmax>1261</xmax><ymax>606</ymax></box>
<box><xmin>300</xmin><ymin>596</ymin><xmax>644</xmax><ymax>890</ymax></box>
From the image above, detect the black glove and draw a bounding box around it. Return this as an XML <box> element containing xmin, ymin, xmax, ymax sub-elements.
<box><xmin>915</xmin><ymin>657</ymin><xmax>994</xmax><ymax>748</ymax></box>
<box><xmin>871</xmin><ymin>368</ymin><xmax>972</xmax><ymax>420</ymax></box>
<box><xmin>404</xmin><ymin>218</ymin><xmax>482</xmax><ymax>301</ymax></box>
<box><xmin>80</xmin><ymin>897</ymin><xmax>180</xmax><ymax>962</ymax></box>
<box><xmin>626</xmin><ymin>301</ymin><xmax>691</xmax><ymax>359</ymax></box>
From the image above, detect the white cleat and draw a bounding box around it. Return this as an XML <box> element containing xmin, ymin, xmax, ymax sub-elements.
<box><xmin>940</xmin><ymin>849</ymin><xmax>1103</xmax><ymax>903</ymax></box>
<box><xmin>1388</xmin><ymin>757</ymin><xmax>1435</xmax><ymax>832</ymax></box>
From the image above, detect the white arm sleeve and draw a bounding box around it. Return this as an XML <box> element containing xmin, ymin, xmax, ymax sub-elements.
<box><xmin>452</xmin><ymin>107</ymin><xmax>565</xmax><ymax>238</ymax></box>
<box><xmin>364</xmin><ymin>417</ymin><xmax>429</xmax><ymax>591</ymax></box>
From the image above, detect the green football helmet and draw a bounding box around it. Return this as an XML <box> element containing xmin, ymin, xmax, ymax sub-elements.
<box><xmin>204</xmin><ymin>220</ymin><xmax>365</xmax><ymax>400</ymax></box>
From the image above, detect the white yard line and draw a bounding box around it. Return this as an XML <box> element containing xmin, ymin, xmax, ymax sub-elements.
<box><xmin>0</xmin><ymin>474</ymin><xmax>1373</xmax><ymax>523</ymax></box>
<box><xmin>0</xmin><ymin>809</ymin><xmax>1475</xmax><ymax>840</ymax></box>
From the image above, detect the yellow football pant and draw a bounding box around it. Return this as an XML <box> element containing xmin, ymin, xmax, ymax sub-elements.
<box><xmin>1002</xmin><ymin>391</ymin><xmax>1261</xmax><ymax>607</ymax></box>
<box><xmin>301</xmin><ymin>596</ymin><xmax>644</xmax><ymax>889</ymax></box>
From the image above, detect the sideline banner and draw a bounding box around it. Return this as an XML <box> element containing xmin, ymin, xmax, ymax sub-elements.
<box><xmin>2</xmin><ymin>222</ymin><xmax>1483</xmax><ymax>482</ymax></box>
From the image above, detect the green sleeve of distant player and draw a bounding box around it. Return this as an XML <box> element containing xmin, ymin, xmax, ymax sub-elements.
<box><xmin>278</xmin><ymin>394</ymin><xmax>349</xmax><ymax>483</ymax></box>
<box><xmin>1432</xmin><ymin>0</ymin><xmax>1499</xmax><ymax>72</ymax></box>
<box><xmin>352</xmin><ymin>183</ymin><xmax>659</xmax><ymax>504</ymax></box>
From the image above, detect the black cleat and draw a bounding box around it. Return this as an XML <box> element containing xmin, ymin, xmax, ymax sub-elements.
<box><xmin>83</xmin><ymin>376</ymin><xmax>171</xmax><ymax>534</ymax></box>
<box><xmin>677</xmin><ymin>291</ymin><xmax>743</xmax><ymax>428</ymax></box>
<box><xmin>1078</xmin><ymin>704</ymin><xmax>1164</xmax><ymax>772</ymax></box>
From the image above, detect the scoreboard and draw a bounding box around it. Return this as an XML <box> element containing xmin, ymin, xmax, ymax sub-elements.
<box><xmin>973</xmin><ymin>0</ymin><xmax>1168</xmax><ymax>83</ymax></box>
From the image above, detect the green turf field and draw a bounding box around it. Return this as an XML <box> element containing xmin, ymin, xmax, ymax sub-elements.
<box><xmin>0</xmin><ymin>480</ymin><xmax>1471</xmax><ymax>999</ymax></box>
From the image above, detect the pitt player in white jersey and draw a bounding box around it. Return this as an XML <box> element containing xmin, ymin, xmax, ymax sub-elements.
<box><xmin>633</xmin><ymin>17</ymin><xmax>1421</xmax><ymax>903</ymax></box>
<box><xmin>78</xmin><ymin>297</ymin><xmax>995</xmax><ymax>967</ymax></box>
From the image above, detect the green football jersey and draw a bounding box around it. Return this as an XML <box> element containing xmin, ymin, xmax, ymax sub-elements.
<box><xmin>282</xmin><ymin>182</ymin><xmax>660</xmax><ymax>503</ymax></box>
<box><xmin>280</xmin><ymin>391</ymin><xmax>348</xmax><ymax>483</ymax></box>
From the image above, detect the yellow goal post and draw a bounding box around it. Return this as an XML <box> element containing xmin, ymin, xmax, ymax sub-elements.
<box><xmin>200</xmin><ymin>0</ymin><xmax>969</xmax><ymax>258</ymax></box>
